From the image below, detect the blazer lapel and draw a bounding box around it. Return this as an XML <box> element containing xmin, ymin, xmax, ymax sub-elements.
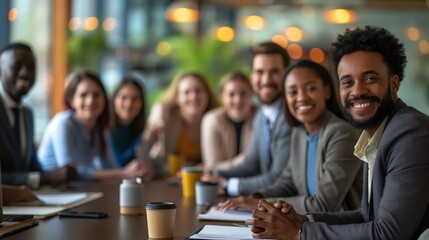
<box><xmin>0</xmin><ymin>98</ymin><xmax>20</xmax><ymax>153</ymax></box>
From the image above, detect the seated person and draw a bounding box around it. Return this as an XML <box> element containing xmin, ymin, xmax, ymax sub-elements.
<box><xmin>202</xmin><ymin>72</ymin><xmax>257</xmax><ymax>171</ymax></box>
<box><xmin>145</xmin><ymin>72</ymin><xmax>218</xmax><ymax>169</ymax></box>
<box><xmin>38</xmin><ymin>70</ymin><xmax>149</xmax><ymax>181</ymax></box>
<box><xmin>109</xmin><ymin>76</ymin><xmax>146</xmax><ymax>167</ymax></box>
<box><xmin>0</xmin><ymin>43</ymin><xmax>73</xmax><ymax>188</ymax></box>
<box><xmin>203</xmin><ymin>42</ymin><xmax>292</xmax><ymax>196</ymax></box>
<box><xmin>218</xmin><ymin>60</ymin><xmax>362</xmax><ymax>214</ymax></box>
<box><xmin>246</xmin><ymin>26</ymin><xmax>429</xmax><ymax>240</ymax></box>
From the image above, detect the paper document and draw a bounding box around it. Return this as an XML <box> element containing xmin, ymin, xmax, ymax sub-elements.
<box><xmin>4</xmin><ymin>192</ymin><xmax>103</xmax><ymax>219</ymax></box>
<box><xmin>35</xmin><ymin>193</ymin><xmax>88</xmax><ymax>205</ymax></box>
<box><xmin>188</xmin><ymin>225</ymin><xmax>253</xmax><ymax>240</ymax></box>
<box><xmin>197</xmin><ymin>207</ymin><xmax>252</xmax><ymax>222</ymax></box>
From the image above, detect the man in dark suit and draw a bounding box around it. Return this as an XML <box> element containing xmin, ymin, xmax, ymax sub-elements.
<box><xmin>0</xmin><ymin>43</ymin><xmax>74</xmax><ymax>188</ymax></box>
<box><xmin>207</xmin><ymin>42</ymin><xmax>292</xmax><ymax>196</ymax></box>
<box><xmin>247</xmin><ymin>26</ymin><xmax>429</xmax><ymax>239</ymax></box>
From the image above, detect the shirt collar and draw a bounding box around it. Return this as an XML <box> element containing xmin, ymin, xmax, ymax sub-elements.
<box><xmin>354</xmin><ymin>117</ymin><xmax>388</xmax><ymax>162</ymax></box>
<box><xmin>0</xmin><ymin>82</ymin><xmax>20</xmax><ymax>109</ymax></box>
<box><xmin>261</xmin><ymin>98</ymin><xmax>282</xmax><ymax>124</ymax></box>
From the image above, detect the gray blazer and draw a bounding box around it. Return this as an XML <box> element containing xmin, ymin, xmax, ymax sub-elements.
<box><xmin>303</xmin><ymin>99</ymin><xmax>429</xmax><ymax>240</ymax></box>
<box><xmin>0</xmin><ymin>97</ymin><xmax>42</xmax><ymax>185</ymax></box>
<box><xmin>218</xmin><ymin>100</ymin><xmax>292</xmax><ymax>195</ymax></box>
<box><xmin>259</xmin><ymin>111</ymin><xmax>362</xmax><ymax>214</ymax></box>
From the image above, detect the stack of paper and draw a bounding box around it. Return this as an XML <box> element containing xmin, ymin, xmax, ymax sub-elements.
<box><xmin>197</xmin><ymin>207</ymin><xmax>252</xmax><ymax>222</ymax></box>
<box><xmin>188</xmin><ymin>225</ymin><xmax>253</xmax><ymax>240</ymax></box>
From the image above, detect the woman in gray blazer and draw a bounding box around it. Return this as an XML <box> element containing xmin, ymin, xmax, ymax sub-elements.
<box><xmin>218</xmin><ymin>59</ymin><xmax>362</xmax><ymax>214</ymax></box>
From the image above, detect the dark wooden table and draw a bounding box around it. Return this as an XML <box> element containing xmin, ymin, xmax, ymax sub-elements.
<box><xmin>5</xmin><ymin>179</ymin><xmax>231</xmax><ymax>240</ymax></box>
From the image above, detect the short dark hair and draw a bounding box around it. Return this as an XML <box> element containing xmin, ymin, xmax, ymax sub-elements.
<box><xmin>64</xmin><ymin>70</ymin><xmax>110</xmax><ymax>156</ymax></box>
<box><xmin>282</xmin><ymin>59</ymin><xmax>344</xmax><ymax>127</ymax></box>
<box><xmin>111</xmin><ymin>75</ymin><xmax>146</xmax><ymax>137</ymax></box>
<box><xmin>251</xmin><ymin>41</ymin><xmax>290</xmax><ymax>68</ymax></box>
<box><xmin>330</xmin><ymin>26</ymin><xmax>407</xmax><ymax>81</ymax></box>
<box><xmin>0</xmin><ymin>42</ymin><xmax>33</xmax><ymax>56</ymax></box>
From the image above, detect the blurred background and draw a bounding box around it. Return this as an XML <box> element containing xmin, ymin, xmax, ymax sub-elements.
<box><xmin>1</xmin><ymin>0</ymin><xmax>429</xmax><ymax>142</ymax></box>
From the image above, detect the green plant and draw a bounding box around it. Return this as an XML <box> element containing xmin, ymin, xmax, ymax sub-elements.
<box><xmin>163</xmin><ymin>35</ymin><xmax>250</xmax><ymax>90</ymax></box>
<box><xmin>67</xmin><ymin>29</ymin><xmax>108</xmax><ymax>70</ymax></box>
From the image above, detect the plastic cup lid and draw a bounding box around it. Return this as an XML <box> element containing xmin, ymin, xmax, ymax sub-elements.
<box><xmin>196</xmin><ymin>181</ymin><xmax>218</xmax><ymax>186</ymax></box>
<box><xmin>145</xmin><ymin>202</ymin><xmax>177</xmax><ymax>210</ymax></box>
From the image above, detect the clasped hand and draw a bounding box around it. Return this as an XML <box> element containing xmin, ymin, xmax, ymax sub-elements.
<box><xmin>245</xmin><ymin>199</ymin><xmax>308</xmax><ymax>240</ymax></box>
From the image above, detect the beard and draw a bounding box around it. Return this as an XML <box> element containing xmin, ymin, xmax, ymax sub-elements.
<box><xmin>342</xmin><ymin>88</ymin><xmax>395</xmax><ymax>129</ymax></box>
<box><xmin>256</xmin><ymin>85</ymin><xmax>282</xmax><ymax>105</ymax></box>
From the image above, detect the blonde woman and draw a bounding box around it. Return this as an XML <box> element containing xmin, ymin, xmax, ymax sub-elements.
<box><xmin>145</xmin><ymin>72</ymin><xmax>218</xmax><ymax>167</ymax></box>
<box><xmin>202</xmin><ymin>72</ymin><xmax>257</xmax><ymax>171</ymax></box>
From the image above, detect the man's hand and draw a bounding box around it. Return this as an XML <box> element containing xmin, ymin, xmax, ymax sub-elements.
<box><xmin>245</xmin><ymin>199</ymin><xmax>308</xmax><ymax>240</ymax></box>
<box><xmin>2</xmin><ymin>185</ymin><xmax>38</xmax><ymax>205</ymax></box>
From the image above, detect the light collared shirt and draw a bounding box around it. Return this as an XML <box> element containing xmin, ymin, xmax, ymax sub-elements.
<box><xmin>226</xmin><ymin>98</ymin><xmax>283</xmax><ymax>196</ymax></box>
<box><xmin>0</xmin><ymin>83</ymin><xmax>40</xmax><ymax>188</ymax></box>
<box><xmin>353</xmin><ymin>118</ymin><xmax>388</xmax><ymax>203</ymax></box>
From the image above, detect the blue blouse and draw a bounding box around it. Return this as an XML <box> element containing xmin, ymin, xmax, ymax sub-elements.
<box><xmin>37</xmin><ymin>110</ymin><xmax>117</xmax><ymax>180</ymax></box>
<box><xmin>306</xmin><ymin>131</ymin><xmax>320</xmax><ymax>196</ymax></box>
<box><xmin>108</xmin><ymin>123</ymin><xmax>142</xmax><ymax>167</ymax></box>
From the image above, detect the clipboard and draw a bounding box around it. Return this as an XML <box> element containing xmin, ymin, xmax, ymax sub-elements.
<box><xmin>3</xmin><ymin>192</ymin><xmax>103</xmax><ymax>219</ymax></box>
<box><xmin>0</xmin><ymin>216</ymin><xmax>39</xmax><ymax>238</ymax></box>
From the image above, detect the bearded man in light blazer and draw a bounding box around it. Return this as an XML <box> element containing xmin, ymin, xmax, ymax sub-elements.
<box><xmin>211</xmin><ymin>42</ymin><xmax>292</xmax><ymax>196</ymax></box>
<box><xmin>247</xmin><ymin>26</ymin><xmax>429</xmax><ymax>240</ymax></box>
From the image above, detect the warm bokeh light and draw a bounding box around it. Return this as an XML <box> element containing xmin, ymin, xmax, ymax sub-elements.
<box><xmin>69</xmin><ymin>17</ymin><xmax>81</xmax><ymax>31</ymax></box>
<box><xmin>419</xmin><ymin>40</ymin><xmax>429</xmax><ymax>54</ymax></box>
<box><xmin>215</xmin><ymin>26</ymin><xmax>235</xmax><ymax>42</ymax></box>
<box><xmin>309</xmin><ymin>48</ymin><xmax>325</xmax><ymax>63</ymax></box>
<box><xmin>84</xmin><ymin>17</ymin><xmax>99</xmax><ymax>31</ymax></box>
<box><xmin>407</xmin><ymin>27</ymin><xmax>420</xmax><ymax>41</ymax></box>
<box><xmin>102</xmin><ymin>18</ymin><xmax>116</xmax><ymax>31</ymax></box>
<box><xmin>243</xmin><ymin>15</ymin><xmax>265</xmax><ymax>30</ymax></box>
<box><xmin>165</xmin><ymin>7</ymin><xmax>199</xmax><ymax>23</ymax></box>
<box><xmin>323</xmin><ymin>9</ymin><xmax>358</xmax><ymax>24</ymax></box>
<box><xmin>285</xmin><ymin>27</ymin><xmax>303</xmax><ymax>42</ymax></box>
<box><xmin>301</xmin><ymin>5</ymin><xmax>316</xmax><ymax>19</ymax></box>
<box><xmin>8</xmin><ymin>8</ymin><xmax>18</xmax><ymax>21</ymax></box>
<box><xmin>157</xmin><ymin>42</ymin><xmax>172</xmax><ymax>56</ymax></box>
<box><xmin>287</xmin><ymin>43</ymin><xmax>303</xmax><ymax>59</ymax></box>
<box><xmin>271</xmin><ymin>34</ymin><xmax>288</xmax><ymax>48</ymax></box>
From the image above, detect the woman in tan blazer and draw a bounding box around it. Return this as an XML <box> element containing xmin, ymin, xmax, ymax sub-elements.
<box><xmin>202</xmin><ymin>72</ymin><xmax>257</xmax><ymax>171</ymax></box>
<box><xmin>145</xmin><ymin>72</ymin><xmax>218</xmax><ymax>169</ymax></box>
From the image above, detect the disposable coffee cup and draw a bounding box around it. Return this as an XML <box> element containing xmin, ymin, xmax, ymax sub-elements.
<box><xmin>146</xmin><ymin>202</ymin><xmax>177</xmax><ymax>239</ymax></box>
<box><xmin>181</xmin><ymin>167</ymin><xmax>203</xmax><ymax>197</ymax></box>
<box><xmin>167</xmin><ymin>154</ymin><xmax>185</xmax><ymax>177</ymax></box>
<box><xmin>195</xmin><ymin>181</ymin><xmax>218</xmax><ymax>205</ymax></box>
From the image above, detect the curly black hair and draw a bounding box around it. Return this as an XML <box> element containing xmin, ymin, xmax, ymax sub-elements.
<box><xmin>330</xmin><ymin>26</ymin><xmax>407</xmax><ymax>82</ymax></box>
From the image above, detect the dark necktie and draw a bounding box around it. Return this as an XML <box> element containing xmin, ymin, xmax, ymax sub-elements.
<box><xmin>12</xmin><ymin>107</ymin><xmax>22</xmax><ymax>157</ymax></box>
<box><xmin>263</xmin><ymin>116</ymin><xmax>272</xmax><ymax>167</ymax></box>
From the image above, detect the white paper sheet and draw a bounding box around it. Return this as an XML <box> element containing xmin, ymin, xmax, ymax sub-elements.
<box><xmin>189</xmin><ymin>225</ymin><xmax>253</xmax><ymax>239</ymax></box>
<box><xmin>35</xmin><ymin>193</ymin><xmax>88</xmax><ymax>205</ymax></box>
<box><xmin>197</xmin><ymin>207</ymin><xmax>252</xmax><ymax>222</ymax></box>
